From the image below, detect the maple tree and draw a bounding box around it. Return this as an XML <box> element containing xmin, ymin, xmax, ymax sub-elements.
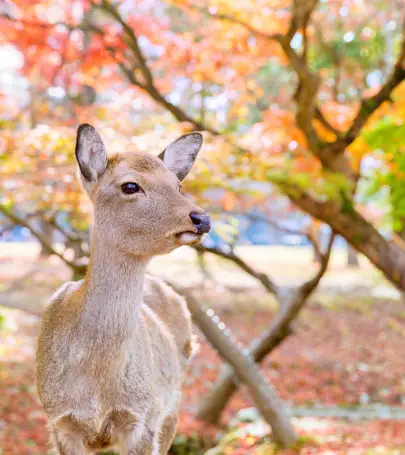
<box><xmin>2</xmin><ymin>0</ymin><xmax>404</xmax><ymax>286</ymax></box>
<box><xmin>2</xmin><ymin>0</ymin><xmax>405</xmax><ymax>448</ymax></box>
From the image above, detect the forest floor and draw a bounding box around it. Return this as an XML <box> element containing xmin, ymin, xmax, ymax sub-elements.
<box><xmin>1</xmin><ymin>243</ymin><xmax>405</xmax><ymax>454</ymax></box>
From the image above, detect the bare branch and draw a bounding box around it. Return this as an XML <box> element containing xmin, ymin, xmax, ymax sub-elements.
<box><xmin>302</xmin><ymin>229</ymin><xmax>335</xmax><ymax>293</ymax></box>
<box><xmin>208</xmin><ymin>207</ymin><xmax>333</xmax><ymax>295</ymax></box>
<box><xmin>207</xmin><ymin>208</ymin><xmax>309</xmax><ymax>237</ymax></box>
<box><xmin>46</xmin><ymin>217</ymin><xmax>89</xmax><ymax>246</ymax></box>
<box><xmin>246</xmin><ymin>213</ymin><xmax>307</xmax><ymax>237</ymax></box>
<box><xmin>194</xmin><ymin>244</ymin><xmax>278</xmax><ymax>294</ymax></box>
<box><xmin>0</xmin><ymin>205</ymin><xmax>87</xmax><ymax>274</ymax></box>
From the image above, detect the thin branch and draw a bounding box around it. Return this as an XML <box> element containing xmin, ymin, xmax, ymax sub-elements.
<box><xmin>176</xmin><ymin>0</ymin><xmax>281</xmax><ymax>41</ymax></box>
<box><xmin>0</xmin><ymin>10</ymin><xmax>78</xmax><ymax>31</ymax></box>
<box><xmin>207</xmin><ymin>208</ymin><xmax>309</xmax><ymax>237</ymax></box>
<box><xmin>94</xmin><ymin>0</ymin><xmax>155</xmax><ymax>89</ymax></box>
<box><xmin>302</xmin><ymin>229</ymin><xmax>335</xmax><ymax>293</ymax></box>
<box><xmin>314</xmin><ymin>107</ymin><xmax>342</xmax><ymax>137</ymax></box>
<box><xmin>47</xmin><ymin>217</ymin><xmax>89</xmax><ymax>246</ymax></box>
<box><xmin>246</xmin><ymin>211</ymin><xmax>325</xmax><ymax>261</ymax></box>
<box><xmin>86</xmin><ymin>14</ymin><xmax>220</xmax><ymax>134</ymax></box>
<box><xmin>246</xmin><ymin>213</ymin><xmax>307</xmax><ymax>237</ymax></box>
<box><xmin>210</xmin><ymin>12</ymin><xmax>281</xmax><ymax>40</ymax></box>
<box><xmin>201</xmin><ymin>208</ymin><xmax>332</xmax><ymax>294</ymax></box>
<box><xmin>0</xmin><ymin>205</ymin><xmax>87</xmax><ymax>274</ymax></box>
<box><xmin>194</xmin><ymin>244</ymin><xmax>278</xmax><ymax>294</ymax></box>
<box><xmin>341</xmin><ymin>21</ymin><xmax>405</xmax><ymax>149</ymax></box>
<box><xmin>122</xmin><ymin>60</ymin><xmax>217</xmax><ymax>133</ymax></box>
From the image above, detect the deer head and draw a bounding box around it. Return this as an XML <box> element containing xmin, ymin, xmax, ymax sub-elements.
<box><xmin>75</xmin><ymin>124</ymin><xmax>211</xmax><ymax>256</ymax></box>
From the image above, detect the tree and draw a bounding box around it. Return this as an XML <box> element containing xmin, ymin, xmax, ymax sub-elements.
<box><xmin>1</xmin><ymin>119</ymin><xmax>303</xmax><ymax>445</ymax></box>
<box><xmin>3</xmin><ymin>0</ymin><xmax>405</xmax><ymax>445</ymax></box>
<box><xmin>194</xmin><ymin>223</ymin><xmax>334</xmax><ymax>423</ymax></box>
<box><xmin>2</xmin><ymin>0</ymin><xmax>403</xmax><ymax>289</ymax></box>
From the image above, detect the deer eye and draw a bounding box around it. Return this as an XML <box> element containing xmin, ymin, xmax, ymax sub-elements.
<box><xmin>121</xmin><ymin>182</ymin><xmax>142</xmax><ymax>195</ymax></box>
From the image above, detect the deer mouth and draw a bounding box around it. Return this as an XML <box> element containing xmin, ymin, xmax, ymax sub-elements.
<box><xmin>175</xmin><ymin>231</ymin><xmax>204</xmax><ymax>245</ymax></box>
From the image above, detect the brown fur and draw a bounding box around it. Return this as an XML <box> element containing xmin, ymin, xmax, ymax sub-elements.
<box><xmin>36</xmin><ymin>136</ymin><xmax>206</xmax><ymax>454</ymax></box>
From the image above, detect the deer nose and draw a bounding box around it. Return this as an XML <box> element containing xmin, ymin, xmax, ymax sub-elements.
<box><xmin>190</xmin><ymin>212</ymin><xmax>211</xmax><ymax>234</ymax></box>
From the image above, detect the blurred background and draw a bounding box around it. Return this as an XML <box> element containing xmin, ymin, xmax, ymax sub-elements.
<box><xmin>1</xmin><ymin>0</ymin><xmax>405</xmax><ymax>454</ymax></box>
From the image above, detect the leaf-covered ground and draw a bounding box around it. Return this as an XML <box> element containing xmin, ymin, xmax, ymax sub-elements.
<box><xmin>2</xmin><ymin>287</ymin><xmax>405</xmax><ymax>454</ymax></box>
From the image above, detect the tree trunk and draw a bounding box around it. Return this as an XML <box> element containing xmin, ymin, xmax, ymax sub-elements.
<box><xmin>347</xmin><ymin>243</ymin><xmax>359</xmax><ymax>268</ymax></box>
<box><xmin>196</xmin><ymin>287</ymin><xmax>306</xmax><ymax>423</ymax></box>
<box><xmin>171</xmin><ymin>283</ymin><xmax>296</xmax><ymax>447</ymax></box>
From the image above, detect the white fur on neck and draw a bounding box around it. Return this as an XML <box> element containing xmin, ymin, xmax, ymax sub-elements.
<box><xmin>83</xmin><ymin>229</ymin><xmax>149</xmax><ymax>335</ymax></box>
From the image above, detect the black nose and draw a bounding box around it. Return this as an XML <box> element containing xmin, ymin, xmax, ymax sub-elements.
<box><xmin>190</xmin><ymin>212</ymin><xmax>211</xmax><ymax>234</ymax></box>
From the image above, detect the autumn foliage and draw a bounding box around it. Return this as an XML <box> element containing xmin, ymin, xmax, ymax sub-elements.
<box><xmin>2</xmin><ymin>0</ymin><xmax>405</xmax><ymax>453</ymax></box>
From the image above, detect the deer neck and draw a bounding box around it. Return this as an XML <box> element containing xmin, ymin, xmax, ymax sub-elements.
<box><xmin>82</xmin><ymin>227</ymin><xmax>149</xmax><ymax>330</ymax></box>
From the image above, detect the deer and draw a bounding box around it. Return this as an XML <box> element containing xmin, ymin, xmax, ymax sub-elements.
<box><xmin>36</xmin><ymin>124</ymin><xmax>211</xmax><ymax>455</ymax></box>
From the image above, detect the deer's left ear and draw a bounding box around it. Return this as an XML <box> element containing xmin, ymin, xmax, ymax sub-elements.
<box><xmin>158</xmin><ymin>132</ymin><xmax>203</xmax><ymax>181</ymax></box>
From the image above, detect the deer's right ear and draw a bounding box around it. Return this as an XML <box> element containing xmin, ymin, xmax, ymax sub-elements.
<box><xmin>75</xmin><ymin>124</ymin><xmax>108</xmax><ymax>191</ymax></box>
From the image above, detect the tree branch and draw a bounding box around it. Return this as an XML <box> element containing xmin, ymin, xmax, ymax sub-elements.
<box><xmin>0</xmin><ymin>205</ymin><xmax>87</xmax><ymax>274</ymax></box>
<box><xmin>277</xmin><ymin>1</ymin><xmax>322</xmax><ymax>158</ymax></box>
<box><xmin>341</xmin><ymin>21</ymin><xmax>405</xmax><ymax>149</ymax></box>
<box><xmin>46</xmin><ymin>216</ymin><xmax>89</xmax><ymax>247</ymax></box>
<box><xmin>195</xmin><ymin>224</ymin><xmax>333</xmax><ymax>425</ymax></box>
<box><xmin>177</xmin><ymin>0</ymin><xmax>282</xmax><ymax>41</ymax></box>
<box><xmin>206</xmin><ymin>208</ymin><xmax>309</xmax><ymax>237</ymax></box>
<box><xmin>85</xmin><ymin>8</ymin><xmax>220</xmax><ymax>135</ymax></box>
<box><xmin>315</xmin><ymin>107</ymin><xmax>342</xmax><ymax>137</ymax></box>
<box><xmin>169</xmin><ymin>281</ymin><xmax>296</xmax><ymax>446</ymax></box>
<box><xmin>194</xmin><ymin>244</ymin><xmax>278</xmax><ymax>294</ymax></box>
<box><xmin>94</xmin><ymin>0</ymin><xmax>155</xmax><ymax>88</ymax></box>
<box><xmin>302</xmin><ymin>229</ymin><xmax>335</xmax><ymax>293</ymax></box>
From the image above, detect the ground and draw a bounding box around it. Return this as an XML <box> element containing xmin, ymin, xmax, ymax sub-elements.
<box><xmin>1</xmin><ymin>243</ymin><xmax>405</xmax><ymax>454</ymax></box>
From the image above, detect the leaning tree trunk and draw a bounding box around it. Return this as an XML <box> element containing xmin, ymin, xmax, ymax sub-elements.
<box><xmin>170</xmin><ymin>282</ymin><xmax>296</xmax><ymax>447</ymax></box>
<box><xmin>196</xmin><ymin>233</ymin><xmax>334</xmax><ymax>424</ymax></box>
<box><xmin>196</xmin><ymin>287</ymin><xmax>308</xmax><ymax>423</ymax></box>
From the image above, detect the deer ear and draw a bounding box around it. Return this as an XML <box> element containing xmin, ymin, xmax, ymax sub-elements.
<box><xmin>158</xmin><ymin>132</ymin><xmax>203</xmax><ymax>181</ymax></box>
<box><xmin>75</xmin><ymin>124</ymin><xmax>108</xmax><ymax>185</ymax></box>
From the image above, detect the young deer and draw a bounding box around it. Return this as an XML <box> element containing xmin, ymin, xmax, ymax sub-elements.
<box><xmin>36</xmin><ymin>124</ymin><xmax>211</xmax><ymax>455</ymax></box>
